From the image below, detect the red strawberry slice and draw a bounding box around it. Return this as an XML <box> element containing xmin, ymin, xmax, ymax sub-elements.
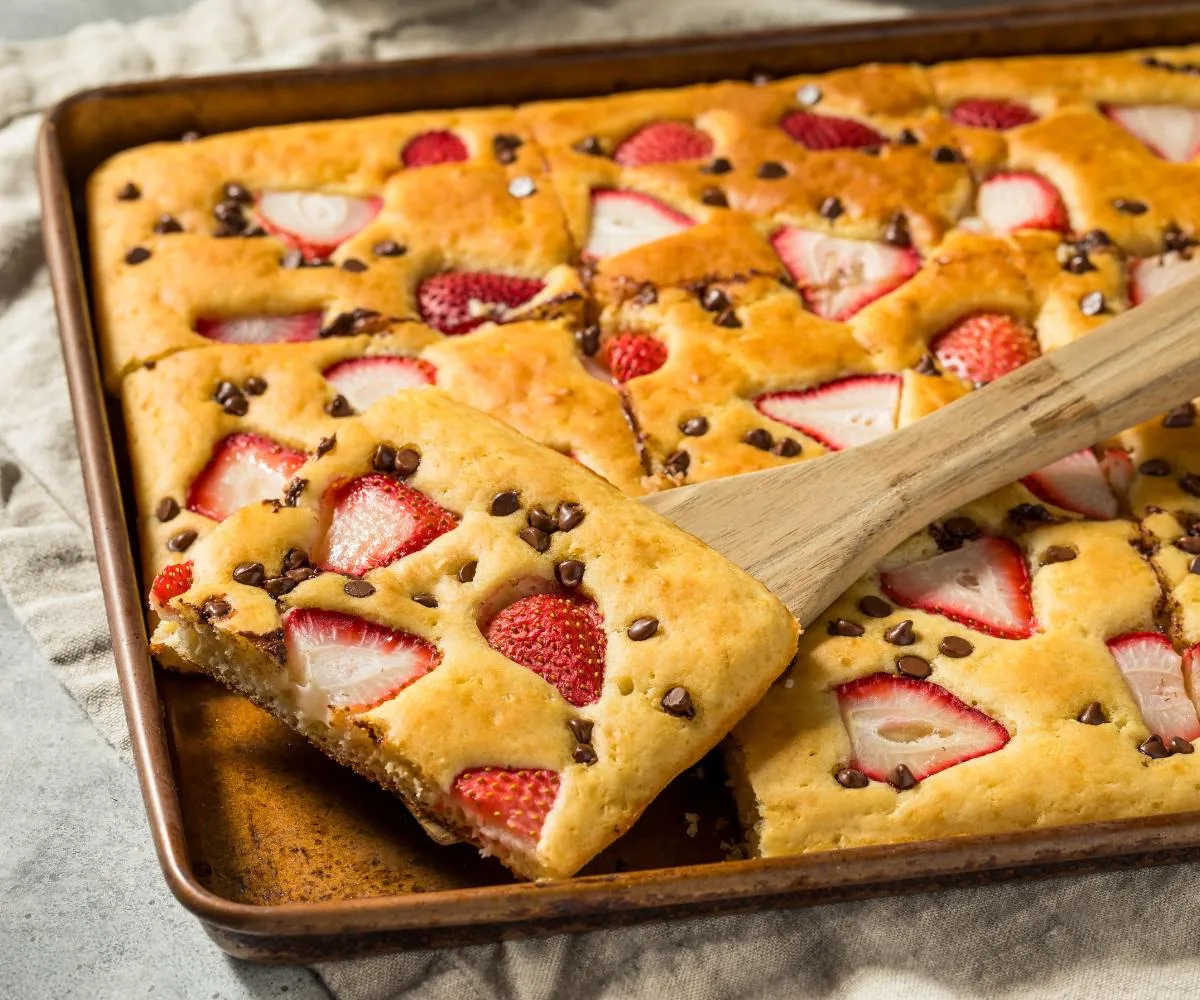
<box><xmin>582</xmin><ymin>189</ymin><xmax>693</xmax><ymax>260</ymax></box>
<box><xmin>401</xmin><ymin>130</ymin><xmax>469</xmax><ymax>168</ymax></box>
<box><xmin>1100</xmin><ymin>447</ymin><xmax>1134</xmax><ymax>500</ymax></box>
<box><xmin>949</xmin><ymin>98</ymin><xmax>1039</xmax><ymax>131</ymax></box>
<box><xmin>1107</xmin><ymin>632</ymin><xmax>1200</xmax><ymax>742</ymax></box>
<box><xmin>976</xmin><ymin>172</ymin><xmax>1067</xmax><ymax>234</ymax></box>
<box><xmin>194</xmin><ymin>312</ymin><xmax>322</xmax><ymax>345</ymax></box>
<box><xmin>186</xmin><ymin>433</ymin><xmax>306</xmax><ymax>522</ymax></box>
<box><xmin>282</xmin><ymin>607</ymin><xmax>440</xmax><ymax>711</ymax></box>
<box><xmin>452</xmin><ymin>766</ymin><xmax>560</xmax><ymax>844</ymax></box>
<box><xmin>322</xmin><ymin>356</ymin><xmax>437</xmax><ymax>411</ymax></box>
<box><xmin>769</xmin><ymin>228</ymin><xmax>920</xmax><ymax>321</ymax></box>
<box><xmin>755</xmin><ymin>374</ymin><xmax>900</xmax><ymax>451</ymax></box>
<box><xmin>780</xmin><ymin>111</ymin><xmax>886</xmax><ymax>150</ymax></box>
<box><xmin>1104</xmin><ymin>105</ymin><xmax>1200</xmax><ymax>163</ymax></box>
<box><xmin>613</xmin><ymin>121</ymin><xmax>714</xmax><ymax>166</ymax></box>
<box><xmin>484</xmin><ymin>592</ymin><xmax>606</xmax><ymax>707</ymax></box>
<box><xmin>1129</xmin><ymin>251</ymin><xmax>1200</xmax><ymax>306</ymax></box>
<box><xmin>254</xmin><ymin>191</ymin><xmax>382</xmax><ymax>261</ymax></box>
<box><xmin>314</xmin><ymin>474</ymin><xmax>458</xmax><ymax>577</ymax></box>
<box><xmin>150</xmin><ymin>560</ymin><xmax>193</xmax><ymax>607</ymax></box>
<box><xmin>931</xmin><ymin>313</ymin><xmax>1039</xmax><ymax>385</ymax></box>
<box><xmin>835</xmin><ymin>673</ymin><xmax>1010</xmax><ymax>784</ymax></box>
<box><xmin>602</xmin><ymin>331</ymin><xmax>667</xmax><ymax>383</ymax></box>
<box><xmin>1021</xmin><ymin>449</ymin><xmax>1118</xmax><ymax>520</ymax></box>
<box><xmin>417</xmin><ymin>272</ymin><xmax>545</xmax><ymax>336</ymax></box>
<box><xmin>881</xmin><ymin>536</ymin><xmax>1035</xmax><ymax>640</ymax></box>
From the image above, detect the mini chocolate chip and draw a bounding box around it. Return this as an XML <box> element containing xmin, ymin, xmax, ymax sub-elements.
<box><xmin>568</xmin><ymin>718</ymin><xmax>594</xmax><ymax>743</ymax></box>
<box><xmin>221</xmin><ymin>393</ymin><xmax>249</xmax><ymax>416</ymax></box>
<box><xmin>1164</xmin><ymin>403</ymin><xmax>1196</xmax><ymax>428</ymax></box>
<box><xmin>493</xmin><ymin>133</ymin><xmax>523</xmax><ymax>164</ymax></box>
<box><xmin>1163</xmin><ymin>222</ymin><xmax>1196</xmax><ymax>254</ymax></box>
<box><xmin>1064</xmin><ymin>253</ymin><xmax>1095</xmax><ymax>274</ymax></box>
<box><xmin>1113</xmin><ymin>198</ymin><xmax>1148</xmax><ymax>215</ymax></box>
<box><xmin>393</xmin><ymin>449</ymin><xmax>421</xmax><ymax>478</ymax></box>
<box><xmin>283</xmin><ymin>548</ymin><xmax>310</xmax><ymax>571</ymax></box>
<box><xmin>1182</xmin><ymin>473</ymin><xmax>1200</xmax><ymax>497</ymax></box>
<box><xmin>575</xmin><ymin>325</ymin><xmax>601</xmax><ymax>356</ymax></box>
<box><xmin>819</xmin><ymin>196</ymin><xmax>844</xmax><ymax>220</ymax></box>
<box><xmin>125</xmin><ymin>246</ymin><xmax>151</xmax><ymax>265</ymax></box>
<box><xmin>490</xmin><ymin>491</ymin><xmax>521</xmax><ymax>516</ymax></box>
<box><xmin>1008</xmin><ymin>503</ymin><xmax>1053</xmax><ymax>527</ymax></box>
<box><xmin>343</xmin><ymin>580</ymin><xmax>375</xmax><ymax>598</ymax></box>
<box><xmin>556</xmin><ymin>502</ymin><xmax>585</xmax><ymax>531</ymax></box>
<box><xmin>528</xmin><ymin>508</ymin><xmax>557</xmax><ymax>534</ymax></box>
<box><xmin>372</xmin><ymin>443</ymin><xmax>397</xmax><ymax>473</ymax></box>
<box><xmin>681</xmin><ymin>416</ymin><xmax>709</xmax><ymax>436</ymax></box>
<box><xmin>556</xmin><ymin>559</ymin><xmax>585</xmax><ymax>588</ymax></box>
<box><xmin>1080</xmin><ymin>229</ymin><xmax>1113</xmax><ymax>249</ymax></box>
<box><xmin>341</xmin><ymin>258</ymin><xmax>368</xmax><ymax>273</ymax></box>
<box><xmin>701</xmin><ymin>287</ymin><xmax>729</xmax><ymax>312</ymax></box>
<box><xmin>280</xmin><ymin>250</ymin><xmax>306</xmax><ymax>269</ymax></box>
<box><xmin>1139</xmin><ymin>734</ymin><xmax>1170</xmax><ymax>758</ymax></box>
<box><xmin>573</xmin><ymin>743</ymin><xmax>598</xmax><ymax>765</ymax></box>
<box><xmin>167</xmin><ymin>529</ymin><xmax>197</xmax><ymax>552</ymax></box>
<box><xmin>664</xmin><ymin>450</ymin><xmax>691</xmax><ymax>477</ymax></box>
<box><xmin>633</xmin><ymin>282</ymin><xmax>657</xmax><ymax>306</ymax></box>
<box><xmin>885</xmin><ymin>212</ymin><xmax>913</xmax><ymax>248</ymax></box>
<box><xmin>914</xmin><ymin>353</ymin><xmax>941</xmax><ymax>376</ymax></box>
<box><xmin>939</xmin><ymin>636</ymin><xmax>975</xmax><ymax>658</ymax></box>
<box><xmin>859</xmin><ymin>595</ymin><xmax>892</xmax><ymax>618</ymax></box>
<box><xmin>827</xmin><ymin>618</ymin><xmax>865</xmax><ymax>637</ymax></box>
<box><xmin>743</xmin><ymin>428</ymin><xmax>774</xmax><ymax>451</ymax></box>
<box><xmin>314</xmin><ymin>436</ymin><xmax>336</xmax><ymax>459</ymax></box>
<box><xmin>457</xmin><ymin>560</ymin><xmax>478</xmax><ymax>583</ymax></box>
<box><xmin>373</xmin><ymin>240</ymin><xmax>406</xmax><ymax>257</ymax></box>
<box><xmin>1041</xmin><ymin>545</ymin><xmax>1078</xmax><ymax>565</ymax></box>
<box><xmin>241</xmin><ymin>376</ymin><xmax>267</xmax><ymax>396</ymax></box>
<box><xmin>1178</xmin><ymin>537</ymin><xmax>1200</xmax><ymax>554</ymax></box>
<box><xmin>757</xmin><ymin>161</ymin><xmax>787</xmax><ymax>179</ymax></box>
<box><xmin>232</xmin><ymin>562</ymin><xmax>266</xmax><ymax>587</ymax></box>
<box><xmin>628</xmin><ymin>617</ymin><xmax>659</xmax><ymax>641</ymax></box>
<box><xmin>283</xmin><ymin>478</ymin><xmax>307</xmax><ymax>506</ymax></box>
<box><xmin>508</xmin><ymin>176</ymin><xmax>536</xmax><ymax>198</ymax></box>
<box><xmin>884</xmin><ymin>619</ymin><xmax>916</xmax><ymax>646</ymax></box>
<box><xmin>263</xmin><ymin>576</ymin><xmax>297</xmax><ymax>598</ymax></box>
<box><xmin>897</xmin><ymin>128</ymin><xmax>919</xmax><ymax>145</ymax></box>
<box><xmin>201</xmin><ymin>598</ymin><xmax>231</xmax><ymax>620</ymax></box>
<box><xmin>412</xmin><ymin>593</ymin><xmax>438</xmax><ymax>608</ymax></box>
<box><xmin>835</xmin><ymin>767</ymin><xmax>869</xmax><ymax>789</ymax></box>
<box><xmin>519</xmin><ymin>526</ymin><xmax>551</xmax><ymax>552</ymax></box>
<box><xmin>152</xmin><ymin>214</ymin><xmax>183</xmax><ymax>235</ymax></box>
<box><xmin>931</xmin><ymin>146</ymin><xmax>962</xmax><ymax>163</ymax></box>
<box><xmin>896</xmin><ymin>654</ymin><xmax>932</xmax><ymax>679</ymax></box>
<box><xmin>714</xmin><ymin>307</ymin><xmax>742</xmax><ymax>329</ymax></box>
<box><xmin>221</xmin><ymin>182</ymin><xmax>250</xmax><ymax>204</ymax></box>
<box><xmin>1170</xmin><ymin>736</ymin><xmax>1195</xmax><ymax>754</ymax></box>
<box><xmin>660</xmin><ymin>686</ymin><xmax>694</xmax><ymax>718</ymax></box>
<box><xmin>1077</xmin><ymin>702</ymin><xmax>1107</xmax><ymax>725</ymax></box>
<box><xmin>1080</xmin><ymin>291</ymin><xmax>1106</xmax><ymax>317</ymax></box>
<box><xmin>212</xmin><ymin>200</ymin><xmax>244</xmax><ymax>224</ymax></box>
<box><xmin>325</xmin><ymin>394</ymin><xmax>354</xmax><ymax>417</ymax></box>
<box><xmin>1139</xmin><ymin>458</ymin><xmax>1171</xmax><ymax>476</ymax></box>
<box><xmin>700</xmin><ymin>187</ymin><xmax>728</xmax><ymax>207</ymax></box>
<box><xmin>117</xmin><ymin>182</ymin><xmax>141</xmax><ymax>201</ymax></box>
<box><xmin>796</xmin><ymin>83</ymin><xmax>823</xmax><ymax>106</ymax></box>
<box><xmin>890</xmin><ymin>764</ymin><xmax>917</xmax><ymax>789</ymax></box>
<box><xmin>772</xmin><ymin>438</ymin><xmax>802</xmax><ymax>458</ymax></box>
<box><xmin>700</xmin><ymin>157</ymin><xmax>733</xmax><ymax>175</ymax></box>
<box><xmin>155</xmin><ymin>497</ymin><xmax>180</xmax><ymax>522</ymax></box>
<box><xmin>572</xmin><ymin>136</ymin><xmax>604</xmax><ymax>156</ymax></box>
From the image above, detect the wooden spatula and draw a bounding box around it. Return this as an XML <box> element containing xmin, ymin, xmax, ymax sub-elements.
<box><xmin>641</xmin><ymin>276</ymin><xmax>1200</xmax><ymax>626</ymax></box>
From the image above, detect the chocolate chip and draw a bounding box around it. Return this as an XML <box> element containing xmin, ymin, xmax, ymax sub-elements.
<box><xmin>155</xmin><ymin>496</ymin><xmax>180</xmax><ymax>522</ymax></box>
<box><xmin>835</xmin><ymin>767</ymin><xmax>868</xmax><ymax>789</ymax></box>
<box><xmin>1077</xmin><ymin>701</ymin><xmax>1107</xmax><ymax>725</ymax></box>
<box><xmin>493</xmin><ymin>133</ymin><xmax>523</xmax><ymax>164</ymax></box>
<box><xmin>343</xmin><ymin>580</ymin><xmax>375</xmax><ymax>598</ymax></box>
<box><xmin>490</xmin><ymin>491</ymin><xmax>520</xmax><ymax>517</ymax></box>
<box><xmin>939</xmin><ymin>635</ymin><xmax>974</xmax><ymax>657</ymax></box>
<box><xmin>1008</xmin><ymin>503</ymin><xmax>1053</xmax><ymax>528</ymax></box>
<box><xmin>859</xmin><ymin>595</ymin><xmax>892</xmax><ymax>618</ymax></box>
<box><xmin>633</xmin><ymin>283</ymin><xmax>657</xmax><ymax>306</ymax></box>
<box><xmin>201</xmin><ymin>598</ymin><xmax>231</xmax><ymax>621</ymax></box>
<box><xmin>1177</xmin><ymin>537</ymin><xmax>1200</xmax><ymax>554</ymax></box>
<box><xmin>1064</xmin><ymin>253</ymin><xmax>1095</xmax><ymax>274</ymax></box>
<box><xmin>757</xmin><ymin>161</ymin><xmax>787</xmax><ymax>179</ymax></box>
<box><xmin>573</xmin><ymin>743</ymin><xmax>598</xmax><ymax>765</ymax></box>
<box><xmin>282</xmin><ymin>478</ymin><xmax>307</xmax><ymax>507</ymax></box>
<box><xmin>243</xmin><ymin>376</ymin><xmax>267</xmax><ymax>396</ymax></box>
<box><xmin>372</xmin><ymin>240</ymin><xmax>406</xmax><ymax>257</ymax></box>
<box><xmin>660</xmin><ymin>686</ymin><xmax>694</xmax><ymax>718</ymax></box>
<box><xmin>220</xmin><ymin>182</ymin><xmax>250</xmax><ymax>204</ymax></box>
<box><xmin>232</xmin><ymin>562</ymin><xmax>266</xmax><ymax>587</ymax></box>
<box><xmin>796</xmin><ymin>83</ymin><xmax>823</xmax><ymax>106</ymax></box>
<box><xmin>1139</xmin><ymin>458</ymin><xmax>1171</xmax><ymax>476</ymax></box>
<box><xmin>568</xmin><ymin>718</ymin><xmax>594</xmax><ymax>743</ymax></box>
<box><xmin>884</xmin><ymin>619</ymin><xmax>916</xmax><ymax>646</ymax></box>
<box><xmin>890</xmin><ymin>764</ymin><xmax>917</xmax><ymax>789</ymax></box>
<box><xmin>325</xmin><ymin>394</ymin><xmax>354</xmax><ymax>417</ymax></box>
<box><xmin>125</xmin><ymin>246</ymin><xmax>151</xmax><ymax>265</ymax></box>
<box><xmin>572</xmin><ymin>136</ymin><xmax>604</xmax><ymax>156</ymax></box>
<box><xmin>1080</xmin><ymin>229</ymin><xmax>1113</xmax><ymax>249</ymax></box>
<box><xmin>827</xmin><ymin>618</ymin><xmax>865</xmax><ymax>637</ymax></box>
<box><xmin>714</xmin><ymin>308</ymin><xmax>742</xmax><ymax>329</ymax></box>
<box><xmin>1182</xmin><ymin>473</ymin><xmax>1200</xmax><ymax>497</ymax></box>
<box><xmin>508</xmin><ymin>176</ymin><xmax>536</xmax><ymax>198</ymax></box>
<box><xmin>664</xmin><ymin>450</ymin><xmax>691</xmax><ymax>477</ymax></box>
<box><xmin>1139</xmin><ymin>734</ymin><xmax>1170</xmax><ymax>758</ymax></box>
<box><xmin>556</xmin><ymin>502</ymin><xmax>585</xmax><ymax>531</ymax></box>
<box><xmin>264</xmin><ymin>576</ymin><xmax>297</xmax><ymax>598</ymax></box>
<box><xmin>628</xmin><ymin>617</ymin><xmax>659</xmax><ymax>641</ymax></box>
<box><xmin>700</xmin><ymin>187</ymin><xmax>728</xmax><ymax>208</ymax></box>
<box><xmin>519</xmin><ymin>526</ymin><xmax>551</xmax><ymax>552</ymax></box>
<box><xmin>412</xmin><ymin>593</ymin><xmax>438</xmax><ymax>608</ymax></box>
<box><xmin>167</xmin><ymin>529</ymin><xmax>197</xmax><ymax>552</ymax></box>
<box><xmin>212</xmin><ymin>200</ymin><xmax>245</xmax><ymax>225</ymax></box>
<box><xmin>1080</xmin><ymin>291</ymin><xmax>1106</xmax><ymax>317</ymax></box>
<box><xmin>1041</xmin><ymin>545</ymin><xmax>1077</xmax><ymax>565</ymax></box>
<box><xmin>772</xmin><ymin>438</ymin><xmax>802</xmax><ymax>458</ymax></box>
<box><xmin>914</xmin><ymin>353</ymin><xmax>941</xmax><ymax>376</ymax></box>
<box><xmin>932</xmin><ymin>146</ymin><xmax>963</xmax><ymax>164</ymax></box>
<box><xmin>575</xmin><ymin>325</ymin><xmax>600</xmax><ymax>356</ymax></box>
<box><xmin>117</xmin><ymin>182</ymin><xmax>141</xmax><ymax>201</ymax></box>
<box><xmin>1113</xmin><ymin>198</ymin><xmax>1148</xmax><ymax>215</ymax></box>
<box><xmin>897</xmin><ymin>128</ymin><xmax>919</xmax><ymax>145</ymax></box>
<box><xmin>885</xmin><ymin>212</ymin><xmax>913</xmax><ymax>249</ymax></box>
<box><xmin>457</xmin><ymin>560</ymin><xmax>478</xmax><ymax>583</ymax></box>
<box><xmin>681</xmin><ymin>416</ymin><xmax>709</xmax><ymax>436</ymax></box>
<box><xmin>341</xmin><ymin>258</ymin><xmax>368</xmax><ymax>273</ymax></box>
<box><xmin>528</xmin><ymin>508</ymin><xmax>557</xmax><ymax>534</ymax></box>
<box><xmin>1170</xmin><ymin>736</ymin><xmax>1195</xmax><ymax>754</ymax></box>
<box><xmin>280</xmin><ymin>250</ymin><xmax>306</xmax><ymax>270</ymax></box>
<box><xmin>1164</xmin><ymin>403</ymin><xmax>1196</xmax><ymax>428</ymax></box>
<box><xmin>819</xmin><ymin>196</ymin><xmax>844</xmax><ymax>220</ymax></box>
<box><xmin>282</xmin><ymin>548</ymin><xmax>310</xmax><ymax>571</ymax></box>
<box><xmin>1163</xmin><ymin>222</ymin><xmax>1196</xmax><ymax>255</ymax></box>
<box><xmin>152</xmin><ymin>214</ymin><xmax>183</xmax><ymax>234</ymax></box>
<box><xmin>701</xmin><ymin>287</ymin><xmax>729</xmax><ymax>312</ymax></box>
<box><xmin>896</xmin><ymin>654</ymin><xmax>932</xmax><ymax>679</ymax></box>
<box><xmin>393</xmin><ymin>449</ymin><xmax>421</xmax><ymax>479</ymax></box>
<box><xmin>945</xmin><ymin>516</ymin><xmax>980</xmax><ymax>540</ymax></box>
<box><xmin>743</xmin><ymin>428</ymin><xmax>774</xmax><ymax>451</ymax></box>
<box><xmin>556</xmin><ymin>559</ymin><xmax>585</xmax><ymax>588</ymax></box>
<box><xmin>372</xmin><ymin>443</ymin><xmax>397</xmax><ymax>473</ymax></box>
<box><xmin>221</xmin><ymin>393</ymin><xmax>248</xmax><ymax>416</ymax></box>
<box><xmin>700</xmin><ymin>157</ymin><xmax>733</xmax><ymax>175</ymax></box>
<box><xmin>243</xmin><ymin>224</ymin><xmax>267</xmax><ymax>239</ymax></box>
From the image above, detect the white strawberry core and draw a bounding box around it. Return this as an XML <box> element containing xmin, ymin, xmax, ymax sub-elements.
<box><xmin>210</xmin><ymin>454</ymin><xmax>294</xmax><ymax>516</ymax></box>
<box><xmin>291</xmin><ymin>630</ymin><xmax>430</xmax><ymax>711</ymax></box>
<box><xmin>583</xmin><ymin>190</ymin><xmax>691</xmax><ymax>259</ymax></box>
<box><xmin>1108</xmin><ymin>634</ymin><xmax>1200</xmax><ymax>742</ymax></box>
<box><xmin>1022</xmin><ymin>450</ymin><xmax>1117</xmax><ymax>520</ymax></box>
<box><xmin>257</xmin><ymin>191</ymin><xmax>379</xmax><ymax>246</ymax></box>
<box><xmin>976</xmin><ymin>173</ymin><xmax>1060</xmax><ymax>235</ymax></box>
<box><xmin>756</xmin><ymin>376</ymin><xmax>900</xmax><ymax>451</ymax></box>
<box><xmin>1130</xmin><ymin>252</ymin><xmax>1200</xmax><ymax>306</ymax></box>
<box><xmin>322</xmin><ymin>486</ymin><xmax>416</xmax><ymax>574</ymax></box>
<box><xmin>197</xmin><ymin>314</ymin><xmax>318</xmax><ymax>345</ymax></box>
<box><xmin>324</xmin><ymin>359</ymin><xmax>434</xmax><ymax>411</ymax></box>
<box><xmin>1108</xmin><ymin>105</ymin><xmax>1200</xmax><ymax>162</ymax></box>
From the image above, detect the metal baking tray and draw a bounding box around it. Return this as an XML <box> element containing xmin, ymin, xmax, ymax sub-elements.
<box><xmin>36</xmin><ymin>0</ymin><xmax>1200</xmax><ymax>962</ymax></box>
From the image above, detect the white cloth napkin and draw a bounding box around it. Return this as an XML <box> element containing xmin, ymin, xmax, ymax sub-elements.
<box><xmin>5</xmin><ymin>1</ymin><xmax>1200</xmax><ymax>998</ymax></box>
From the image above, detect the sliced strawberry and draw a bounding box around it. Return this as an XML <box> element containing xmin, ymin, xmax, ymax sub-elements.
<box><xmin>1184</xmin><ymin>644</ymin><xmax>1200</xmax><ymax>718</ymax></box>
<box><xmin>582</xmin><ymin>189</ymin><xmax>693</xmax><ymax>260</ymax></box>
<box><xmin>194</xmin><ymin>312</ymin><xmax>322</xmax><ymax>345</ymax></box>
<box><xmin>314</xmin><ymin>474</ymin><xmax>458</xmax><ymax>577</ymax></box>
<box><xmin>254</xmin><ymin>191</ymin><xmax>382</xmax><ymax>261</ymax></box>
<box><xmin>186</xmin><ymin>433</ymin><xmax>306</xmax><ymax>522</ymax></box>
<box><xmin>417</xmin><ymin>272</ymin><xmax>545</xmax><ymax>336</ymax></box>
<box><xmin>1104</xmin><ymin>105</ymin><xmax>1200</xmax><ymax>163</ymax></box>
<box><xmin>603</xmin><ymin>331</ymin><xmax>667</xmax><ymax>383</ymax></box>
<box><xmin>949</xmin><ymin>98</ymin><xmax>1038</xmax><ymax>131</ymax></box>
<box><xmin>282</xmin><ymin>607</ymin><xmax>440</xmax><ymax>711</ymax></box>
<box><xmin>452</xmin><ymin>767</ymin><xmax>560</xmax><ymax>844</ymax></box>
<box><xmin>976</xmin><ymin>172</ymin><xmax>1067</xmax><ymax>235</ymax></box>
<box><xmin>484</xmin><ymin>592</ymin><xmax>606</xmax><ymax>707</ymax></box>
<box><xmin>613</xmin><ymin>121</ymin><xmax>713</xmax><ymax>166</ymax></box>
<box><xmin>780</xmin><ymin>111</ymin><xmax>886</xmax><ymax>150</ymax></box>
<box><xmin>1021</xmin><ymin>449</ymin><xmax>1118</xmax><ymax>520</ymax></box>
<box><xmin>1107</xmin><ymin>632</ymin><xmax>1200</xmax><ymax>742</ymax></box>
<box><xmin>150</xmin><ymin>560</ymin><xmax>192</xmax><ymax>607</ymax></box>
<box><xmin>881</xmin><ymin>536</ymin><xmax>1035</xmax><ymax>640</ymax></box>
<box><xmin>755</xmin><ymin>374</ymin><xmax>900</xmax><ymax>451</ymax></box>
<box><xmin>322</xmin><ymin>356</ymin><xmax>437</xmax><ymax>411</ymax></box>
<box><xmin>1100</xmin><ymin>447</ymin><xmax>1134</xmax><ymax>500</ymax></box>
<box><xmin>1129</xmin><ymin>251</ymin><xmax>1200</xmax><ymax>306</ymax></box>
<box><xmin>401</xmin><ymin>130</ymin><xmax>469</xmax><ymax>168</ymax></box>
<box><xmin>769</xmin><ymin>228</ymin><xmax>920</xmax><ymax>321</ymax></box>
<box><xmin>931</xmin><ymin>313</ymin><xmax>1040</xmax><ymax>385</ymax></box>
<box><xmin>835</xmin><ymin>673</ymin><xmax>1010</xmax><ymax>784</ymax></box>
